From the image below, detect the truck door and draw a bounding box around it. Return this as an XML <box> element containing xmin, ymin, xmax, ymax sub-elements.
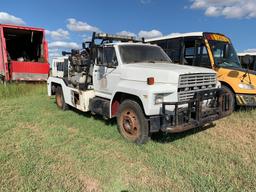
<box><xmin>93</xmin><ymin>46</ymin><xmax>120</xmax><ymax>98</ymax></box>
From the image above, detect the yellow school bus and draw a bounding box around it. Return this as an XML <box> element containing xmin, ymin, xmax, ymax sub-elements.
<box><xmin>147</xmin><ymin>32</ymin><xmax>256</xmax><ymax>109</ymax></box>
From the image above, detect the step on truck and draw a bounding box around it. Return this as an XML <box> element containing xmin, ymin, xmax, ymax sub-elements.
<box><xmin>0</xmin><ymin>24</ymin><xmax>49</xmax><ymax>82</ymax></box>
<box><xmin>47</xmin><ymin>33</ymin><xmax>231</xmax><ymax>144</ymax></box>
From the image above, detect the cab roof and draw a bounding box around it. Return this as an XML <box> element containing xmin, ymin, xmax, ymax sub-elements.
<box><xmin>104</xmin><ymin>42</ymin><xmax>155</xmax><ymax>46</ymax></box>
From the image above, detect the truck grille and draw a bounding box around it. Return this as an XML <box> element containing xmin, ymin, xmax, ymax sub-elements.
<box><xmin>178</xmin><ymin>73</ymin><xmax>217</xmax><ymax>102</ymax></box>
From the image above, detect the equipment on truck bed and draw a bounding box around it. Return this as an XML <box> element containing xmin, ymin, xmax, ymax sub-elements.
<box><xmin>62</xmin><ymin>49</ymin><xmax>91</xmax><ymax>89</ymax></box>
<box><xmin>60</xmin><ymin>32</ymin><xmax>145</xmax><ymax>90</ymax></box>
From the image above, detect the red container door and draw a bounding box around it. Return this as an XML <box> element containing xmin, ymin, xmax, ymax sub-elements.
<box><xmin>0</xmin><ymin>27</ymin><xmax>9</xmax><ymax>80</ymax></box>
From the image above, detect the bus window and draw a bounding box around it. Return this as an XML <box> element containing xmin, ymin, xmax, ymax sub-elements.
<box><xmin>208</xmin><ymin>40</ymin><xmax>240</xmax><ymax>68</ymax></box>
<box><xmin>155</xmin><ymin>40</ymin><xmax>167</xmax><ymax>50</ymax></box>
<box><xmin>184</xmin><ymin>46</ymin><xmax>195</xmax><ymax>65</ymax></box>
<box><xmin>166</xmin><ymin>38</ymin><xmax>181</xmax><ymax>63</ymax></box>
<box><xmin>184</xmin><ymin>39</ymin><xmax>197</xmax><ymax>66</ymax></box>
<box><xmin>184</xmin><ymin>38</ymin><xmax>211</xmax><ymax>68</ymax></box>
<box><xmin>200</xmin><ymin>46</ymin><xmax>211</xmax><ymax>68</ymax></box>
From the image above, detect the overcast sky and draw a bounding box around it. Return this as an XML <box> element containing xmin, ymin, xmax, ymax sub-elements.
<box><xmin>1</xmin><ymin>0</ymin><xmax>256</xmax><ymax>60</ymax></box>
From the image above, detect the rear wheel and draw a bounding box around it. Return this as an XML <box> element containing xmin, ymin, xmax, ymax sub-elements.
<box><xmin>117</xmin><ymin>100</ymin><xmax>149</xmax><ymax>144</ymax></box>
<box><xmin>55</xmin><ymin>86</ymin><xmax>69</xmax><ymax>110</ymax></box>
<box><xmin>222</xmin><ymin>85</ymin><xmax>235</xmax><ymax>112</ymax></box>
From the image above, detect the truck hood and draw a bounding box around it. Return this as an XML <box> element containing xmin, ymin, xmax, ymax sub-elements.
<box><xmin>121</xmin><ymin>63</ymin><xmax>215</xmax><ymax>84</ymax></box>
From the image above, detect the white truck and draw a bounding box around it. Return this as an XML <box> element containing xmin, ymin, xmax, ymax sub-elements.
<box><xmin>47</xmin><ymin>33</ymin><xmax>231</xmax><ymax>144</ymax></box>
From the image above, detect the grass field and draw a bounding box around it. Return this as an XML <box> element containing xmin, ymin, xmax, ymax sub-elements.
<box><xmin>0</xmin><ymin>84</ymin><xmax>256</xmax><ymax>192</ymax></box>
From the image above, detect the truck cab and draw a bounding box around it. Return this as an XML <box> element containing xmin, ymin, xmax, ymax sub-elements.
<box><xmin>47</xmin><ymin>33</ymin><xmax>231</xmax><ymax>144</ymax></box>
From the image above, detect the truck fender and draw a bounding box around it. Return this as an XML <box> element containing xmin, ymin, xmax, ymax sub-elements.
<box><xmin>110</xmin><ymin>92</ymin><xmax>146</xmax><ymax>118</ymax></box>
<box><xmin>47</xmin><ymin>77</ymin><xmax>67</xmax><ymax>97</ymax></box>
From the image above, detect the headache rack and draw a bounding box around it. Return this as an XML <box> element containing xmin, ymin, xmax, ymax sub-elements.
<box><xmin>82</xmin><ymin>32</ymin><xmax>145</xmax><ymax>60</ymax></box>
<box><xmin>92</xmin><ymin>32</ymin><xmax>145</xmax><ymax>44</ymax></box>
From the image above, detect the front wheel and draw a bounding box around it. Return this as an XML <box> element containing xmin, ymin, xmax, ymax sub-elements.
<box><xmin>222</xmin><ymin>85</ymin><xmax>235</xmax><ymax>112</ymax></box>
<box><xmin>117</xmin><ymin>100</ymin><xmax>149</xmax><ymax>144</ymax></box>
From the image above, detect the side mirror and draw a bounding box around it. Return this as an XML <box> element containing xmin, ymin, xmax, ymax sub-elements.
<box><xmin>62</xmin><ymin>51</ymin><xmax>68</xmax><ymax>56</ymax></box>
<box><xmin>242</xmin><ymin>55</ymin><xmax>254</xmax><ymax>68</ymax></box>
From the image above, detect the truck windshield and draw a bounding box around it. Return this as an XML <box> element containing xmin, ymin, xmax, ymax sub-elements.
<box><xmin>119</xmin><ymin>45</ymin><xmax>171</xmax><ymax>64</ymax></box>
<box><xmin>208</xmin><ymin>40</ymin><xmax>241</xmax><ymax>68</ymax></box>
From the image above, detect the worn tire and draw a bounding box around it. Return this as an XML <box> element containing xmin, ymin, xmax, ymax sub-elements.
<box><xmin>55</xmin><ymin>86</ymin><xmax>69</xmax><ymax>111</ymax></box>
<box><xmin>222</xmin><ymin>85</ymin><xmax>235</xmax><ymax>112</ymax></box>
<box><xmin>117</xmin><ymin>100</ymin><xmax>149</xmax><ymax>144</ymax></box>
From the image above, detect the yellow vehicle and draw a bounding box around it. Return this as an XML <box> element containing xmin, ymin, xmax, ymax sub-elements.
<box><xmin>147</xmin><ymin>32</ymin><xmax>256</xmax><ymax>109</ymax></box>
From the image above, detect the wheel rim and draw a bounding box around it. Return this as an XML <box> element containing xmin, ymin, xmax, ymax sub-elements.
<box><xmin>56</xmin><ymin>93</ymin><xmax>63</xmax><ymax>108</ymax></box>
<box><xmin>120</xmin><ymin>108</ymin><xmax>140</xmax><ymax>139</ymax></box>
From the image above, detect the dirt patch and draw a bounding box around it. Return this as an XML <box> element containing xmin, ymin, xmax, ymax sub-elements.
<box><xmin>79</xmin><ymin>174</ymin><xmax>101</xmax><ymax>192</ymax></box>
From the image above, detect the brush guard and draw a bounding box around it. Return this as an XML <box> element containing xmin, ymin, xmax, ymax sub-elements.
<box><xmin>161</xmin><ymin>88</ymin><xmax>231</xmax><ymax>133</ymax></box>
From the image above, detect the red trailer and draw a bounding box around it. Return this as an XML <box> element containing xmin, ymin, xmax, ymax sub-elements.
<box><xmin>0</xmin><ymin>24</ymin><xmax>49</xmax><ymax>82</ymax></box>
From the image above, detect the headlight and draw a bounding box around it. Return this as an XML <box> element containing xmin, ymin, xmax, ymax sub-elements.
<box><xmin>238</xmin><ymin>83</ymin><xmax>255</xmax><ymax>90</ymax></box>
<box><xmin>155</xmin><ymin>94</ymin><xmax>164</xmax><ymax>104</ymax></box>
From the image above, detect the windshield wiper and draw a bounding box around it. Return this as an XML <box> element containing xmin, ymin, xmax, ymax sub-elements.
<box><xmin>242</xmin><ymin>66</ymin><xmax>252</xmax><ymax>84</ymax></box>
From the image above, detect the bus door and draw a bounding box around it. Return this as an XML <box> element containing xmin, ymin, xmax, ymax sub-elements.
<box><xmin>183</xmin><ymin>37</ymin><xmax>211</xmax><ymax>68</ymax></box>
